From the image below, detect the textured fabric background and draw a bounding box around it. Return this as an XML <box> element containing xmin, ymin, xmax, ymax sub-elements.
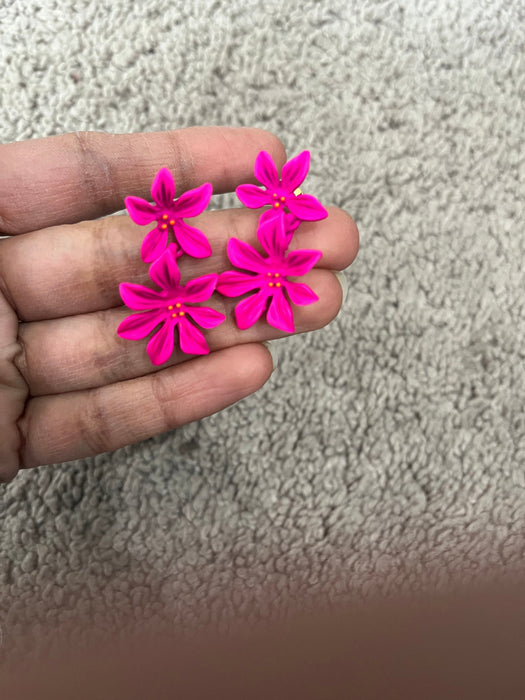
<box><xmin>1</xmin><ymin>0</ymin><xmax>524</xmax><ymax>653</ymax></box>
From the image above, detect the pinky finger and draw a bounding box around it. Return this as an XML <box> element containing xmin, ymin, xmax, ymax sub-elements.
<box><xmin>18</xmin><ymin>344</ymin><xmax>273</xmax><ymax>470</ymax></box>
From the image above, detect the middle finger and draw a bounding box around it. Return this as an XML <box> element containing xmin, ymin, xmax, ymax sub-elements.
<box><xmin>2</xmin><ymin>206</ymin><xmax>358</xmax><ymax>321</ymax></box>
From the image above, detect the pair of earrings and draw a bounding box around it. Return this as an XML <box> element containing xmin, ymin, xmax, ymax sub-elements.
<box><xmin>118</xmin><ymin>150</ymin><xmax>327</xmax><ymax>365</ymax></box>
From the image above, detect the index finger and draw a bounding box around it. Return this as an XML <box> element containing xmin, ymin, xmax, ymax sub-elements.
<box><xmin>0</xmin><ymin>127</ymin><xmax>286</xmax><ymax>235</ymax></box>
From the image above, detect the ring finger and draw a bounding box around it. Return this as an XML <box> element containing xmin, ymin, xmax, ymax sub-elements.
<box><xmin>17</xmin><ymin>268</ymin><xmax>346</xmax><ymax>396</ymax></box>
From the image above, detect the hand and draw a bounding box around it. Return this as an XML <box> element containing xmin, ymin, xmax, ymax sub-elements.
<box><xmin>0</xmin><ymin>128</ymin><xmax>358</xmax><ymax>482</ymax></box>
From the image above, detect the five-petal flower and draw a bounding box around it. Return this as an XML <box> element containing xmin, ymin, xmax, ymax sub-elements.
<box><xmin>217</xmin><ymin>216</ymin><xmax>321</xmax><ymax>333</ymax></box>
<box><xmin>236</xmin><ymin>150</ymin><xmax>328</xmax><ymax>223</ymax></box>
<box><xmin>125</xmin><ymin>167</ymin><xmax>213</xmax><ymax>263</ymax></box>
<box><xmin>118</xmin><ymin>244</ymin><xmax>225</xmax><ymax>364</ymax></box>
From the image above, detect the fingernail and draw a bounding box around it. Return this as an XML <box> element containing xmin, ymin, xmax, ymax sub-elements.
<box><xmin>263</xmin><ymin>340</ymin><xmax>280</xmax><ymax>372</ymax></box>
<box><xmin>334</xmin><ymin>270</ymin><xmax>349</xmax><ymax>304</ymax></box>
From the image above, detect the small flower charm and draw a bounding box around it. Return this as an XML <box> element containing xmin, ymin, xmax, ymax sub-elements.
<box><xmin>125</xmin><ymin>167</ymin><xmax>213</xmax><ymax>263</ymax></box>
<box><xmin>217</xmin><ymin>216</ymin><xmax>321</xmax><ymax>333</ymax></box>
<box><xmin>118</xmin><ymin>244</ymin><xmax>225</xmax><ymax>364</ymax></box>
<box><xmin>236</xmin><ymin>150</ymin><xmax>328</xmax><ymax>223</ymax></box>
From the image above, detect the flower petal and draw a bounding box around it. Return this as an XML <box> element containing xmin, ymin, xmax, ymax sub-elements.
<box><xmin>281</xmin><ymin>151</ymin><xmax>310</xmax><ymax>191</ymax></box>
<box><xmin>234</xmin><ymin>290</ymin><xmax>268</xmax><ymax>329</ymax></box>
<box><xmin>151</xmin><ymin>167</ymin><xmax>175</xmax><ymax>208</ymax></box>
<box><xmin>178</xmin><ymin>317</ymin><xmax>209</xmax><ymax>355</ymax></box>
<box><xmin>285</xmin><ymin>281</ymin><xmax>319</xmax><ymax>306</ymax></box>
<box><xmin>174</xmin><ymin>221</ymin><xmax>212</xmax><ymax>258</ymax></box>
<box><xmin>141</xmin><ymin>226</ymin><xmax>169</xmax><ymax>264</ymax></box>
<box><xmin>125</xmin><ymin>196</ymin><xmax>157</xmax><ymax>225</ymax></box>
<box><xmin>227</xmin><ymin>238</ymin><xmax>267</xmax><ymax>273</ymax></box>
<box><xmin>149</xmin><ymin>244</ymin><xmax>181</xmax><ymax>290</ymax></box>
<box><xmin>236</xmin><ymin>184</ymin><xmax>271</xmax><ymax>209</ymax></box>
<box><xmin>147</xmin><ymin>321</ymin><xmax>175</xmax><ymax>365</ymax></box>
<box><xmin>282</xmin><ymin>211</ymin><xmax>302</xmax><ymax>234</ymax></box>
<box><xmin>119</xmin><ymin>282</ymin><xmax>163</xmax><ymax>310</ymax></box>
<box><xmin>254</xmin><ymin>151</ymin><xmax>280</xmax><ymax>189</ymax></box>
<box><xmin>173</xmin><ymin>182</ymin><xmax>212</xmax><ymax>218</ymax></box>
<box><xmin>257</xmin><ymin>215</ymin><xmax>289</xmax><ymax>258</ymax></box>
<box><xmin>217</xmin><ymin>271</ymin><xmax>260</xmax><ymax>297</ymax></box>
<box><xmin>259</xmin><ymin>210</ymin><xmax>300</xmax><ymax>243</ymax></box>
<box><xmin>267</xmin><ymin>288</ymin><xmax>295</xmax><ymax>333</ymax></box>
<box><xmin>117</xmin><ymin>310</ymin><xmax>164</xmax><ymax>340</ymax></box>
<box><xmin>183</xmin><ymin>274</ymin><xmax>218</xmax><ymax>303</ymax></box>
<box><xmin>284</xmin><ymin>249</ymin><xmax>322</xmax><ymax>277</ymax></box>
<box><xmin>186</xmin><ymin>305</ymin><xmax>225</xmax><ymax>329</ymax></box>
<box><xmin>286</xmin><ymin>193</ymin><xmax>328</xmax><ymax>221</ymax></box>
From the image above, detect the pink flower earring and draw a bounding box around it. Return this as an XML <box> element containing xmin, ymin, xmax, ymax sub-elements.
<box><xmin>218</xmin><ymin>150</ymin><xmax>327</xmax><ymax>333</ymax></box>
<box><xmin>118</xmin><ymin>168</ymin><xmax>225</xmax><ymax>365</ymax></box>
<box><xmin>217</xmin><ymin>216</ymin><xmax>321</xmax><ymax>333</ymax></box>
<box><xmin>125</xmin><ymin>167</ymin><xmax>213</xmax><ymax>263</ymax></box>
<box><xmin>118</xmin><ymin>244</ymin><xmax>224</xmax><ymax>364</ymax></box>
<box><xmin>236</xmin><ymin>150</ymin><xmax>327</xmax><ymax>224</ymax></box>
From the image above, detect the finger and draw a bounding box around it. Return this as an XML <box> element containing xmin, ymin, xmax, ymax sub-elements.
<box><xmin>18</xmin><ymin>343</ymin><xmax>273</xmax><ymax>470</ymax></box>
<box><xmin>0</xmin><ymin>127</ymin><xmax>285</xmax><ymax>235</ymax></box>
<box><xmin>0</xmin><ymin>290</ymin><xmax>28</xmax><ymax>483</ymax></box>
<box><xmin>17</xmin><ymin>269</ymin><xmax>343</xmax><ymax>396</ymax></box>
<box><xmin>2</xmin><ymin>207</ymin><xmax>358</xmax><ymax>321</ymax></box>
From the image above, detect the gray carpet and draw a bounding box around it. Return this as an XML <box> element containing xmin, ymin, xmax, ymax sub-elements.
<box><xmin>1</xmin><ymin>0</ymin><xmax>524</xmax><ymax>653</ymax></box>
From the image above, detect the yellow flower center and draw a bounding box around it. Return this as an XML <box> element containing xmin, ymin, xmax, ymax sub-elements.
<box><xmin>168</xmin><ymin>302</ymin><xmax>184</xmax><ymax>317</ymax></box>
<box><xmin>266</xmin><ymin>272</ymin><xmax>283</xmax><ymax>288</ymax></box>
<box><xmin>271</xmin><ymin>193</ymin><xmax>286</xmax><ymax>208</ymax></box>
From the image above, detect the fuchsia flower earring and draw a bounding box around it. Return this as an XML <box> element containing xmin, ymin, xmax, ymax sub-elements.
<box><xmin>217</xmin><ymin>216</ymin><xmax>321</xmax><ymax>333</ymax></box>
<box><xmin>219</xmin><ymin>149</ymin><xmax>327</xmax><ymax>333</ymax></box>
<box><xmin>125</xmin><ymin>167</ymin><xmax>213</xmax><ymax>263</ymax></box>
<box><xmin>118</xmin><ymin>244</ymin><xmax>224</xmax><ymax>364</ymax></box>
<box><xmin>118</xmin><ymin>167</ymin><xmax>225</xmax><ymax>364</ymax></box>
<box><xmin>117</xmin><ymin>150</ymin><xmax>327</xmax><ymax>365</ymax></box>
<box><xmin>236</xmin><ymin>150</ymin><xmax>327</xmax><ymax>224</ymax></box>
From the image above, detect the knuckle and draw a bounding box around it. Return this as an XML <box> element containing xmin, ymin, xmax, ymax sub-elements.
<box><xmin>89</xmin><ymin>217</ymin><xmax>117</xmax><ymax>302</ymax></box>
<box><xmin>79</xmin><ymin>388</ymin><xmax>114</xmax><ymax>456</ymax></box>
<box><xmin>12</xmin><ymin>325</ymin><xmax>30</xmax><ymax>386</ymax></box>
<box><xmin>0</xmin><ymin>147</ymin><xmax>20</xmax><ymax>235</ymax></box>
<box><xmin>71</xmin><ymin>131</ymin><xmax>116</xmax><ymax>207</ymax></box>
<box><xmin>0</xmin><ymin>207</ymin><xmax>16</xmax><ymax>236</ymax></box>
<box><xmin>150</xmin><ymin>369</ymin><xmax>181</xmax><ymax>431</ymax></box>
<box><xmin>165</xmin><ymin>130</ymin><xmax>193</xmax><ymax>191</ymax></box>
<box><xmin>91</xmin><ymin>308</ymin><xmax>132</xmax><ymax>386</ymax></box>
<box><xmin>0</xmin><ymin>277</ymin><xmax>29</xmax><ymax>478</ymax></box>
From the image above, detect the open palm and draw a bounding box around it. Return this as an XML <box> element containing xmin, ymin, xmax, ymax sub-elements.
<box><xmin>0</xmin><ymin>127</ymin><xmax>358</xmax><ymax>482</ymax></box>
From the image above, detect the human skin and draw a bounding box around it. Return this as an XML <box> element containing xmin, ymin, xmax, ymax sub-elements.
<box><xmin>0</xmin><ymin>127</ymin><xmax>359</xmax><ymax>482</ymax></box>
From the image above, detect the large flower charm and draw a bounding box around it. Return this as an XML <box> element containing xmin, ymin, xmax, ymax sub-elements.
<box><xmin>217</xmin><ymin>216</ymin><xmax>321</xmax><ymax>333</ymax></box>
<box><xmin>236</xmin><ymin>150</ymin><xmax>328</xmax><ymax>223</ymax></box>
<box><xmin>118</xmin><ymin>245</ymin><xmax>225</xmax><ymax>364</ymax></box>
<box><xmin>125</xmin><ymin>167</ymin><xmax>213</xmax><ymax>263</ymax></box>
